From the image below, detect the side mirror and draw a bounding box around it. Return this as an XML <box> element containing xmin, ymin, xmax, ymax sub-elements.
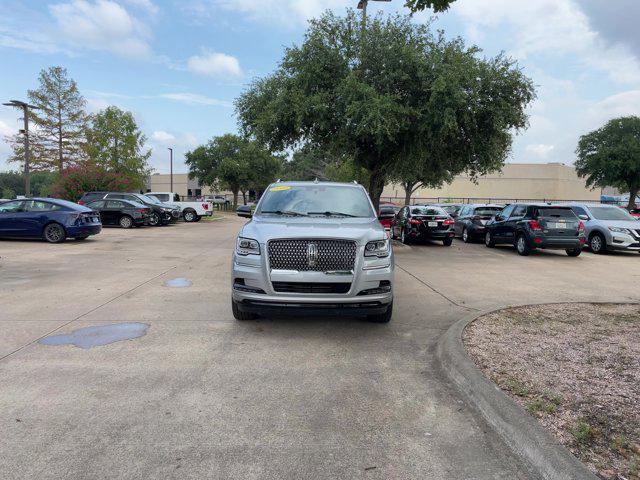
<box><xmin>578</xmin><ymin>214</ymin><xmax>589</xmax><ymax>221</ymax></box>
<box><xmin>236</xmin><ymin>206</ymin><xmax>252</xmax><ymax>218</ymax></box>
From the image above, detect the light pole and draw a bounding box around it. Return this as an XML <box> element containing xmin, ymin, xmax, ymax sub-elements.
<box><xmin>357</xmin><ymin>0</ymin><xmax>391</xmax><ymax>31</ymax></box>
<box><xmin>168</xmin><ymin>147</ymin><xmax>173</xmax><ymax>193</ymax></box>
<box><xmin>3</xmin><ymin>99</ymin><xmax>38</xmax><ymax>197</ymax></box>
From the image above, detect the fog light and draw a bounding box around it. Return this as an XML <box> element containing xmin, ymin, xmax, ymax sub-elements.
<box><xmin>233</xmin><ymin>279</ymin><xmax>265</xmax><ymax>294</ymax></box>
<box><xmin>357</xmin><ymin>281</ymin><xmax>392</xmax><ymax>296</ymax></box>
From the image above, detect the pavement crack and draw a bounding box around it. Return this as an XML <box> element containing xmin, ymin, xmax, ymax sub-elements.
<box><xmin>395</xmin><ymin>262</ymin><xmax>479</xmax><ymax>312</ymax></box>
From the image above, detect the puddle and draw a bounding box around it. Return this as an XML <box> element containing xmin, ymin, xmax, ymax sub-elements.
<box><xmin>39</xmin><ymin>323</ymin><xmax>150</xmax><ymax>349</ymax></box>
<box><xmin>164</xmin><ymin>278</ymin><xmax>192</xmax><ymax>288</ymax></box>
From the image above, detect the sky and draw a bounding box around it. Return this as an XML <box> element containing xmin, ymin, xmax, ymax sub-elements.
<box><xmin>1</xmin><ymin>0</ymin><xmax>639</xmax><ymax>174</ymax></box>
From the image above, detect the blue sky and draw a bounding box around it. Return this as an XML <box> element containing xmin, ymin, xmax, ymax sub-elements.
<box><xmin>1</xmin><ymin>0</ymin><xmax>639</xmax><ymax>174</ymax></box>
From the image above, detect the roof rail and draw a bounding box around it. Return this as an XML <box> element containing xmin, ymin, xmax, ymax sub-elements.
<box><xmin>276</xmin><ymin>178</ymin><xmax>281</xmax><ymax>183</ymax></box>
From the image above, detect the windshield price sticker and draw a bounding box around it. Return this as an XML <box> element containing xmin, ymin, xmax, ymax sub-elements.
<box><xmin>270</xmin><ymin>186</ymin><xmax>292</xmax><ymax>192</ymax></box>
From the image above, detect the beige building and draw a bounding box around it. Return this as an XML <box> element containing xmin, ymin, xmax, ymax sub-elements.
<box><xmin>149</xmin><ymin>163</ymin><xmax>602</xmax><ymax>203</ymax></box>
<box><xmin>382</xmin><ymin>163</ymin><xmax>601</xmax><ymax>203</ymax></box>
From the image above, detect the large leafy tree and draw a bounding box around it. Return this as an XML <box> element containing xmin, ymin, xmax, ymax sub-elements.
<box><xmin>404</xmin><ymin>0</ymin><xmax>456</xmax><ymax>13</ymax></box>
<box><xmin>185</xmin><ymin>134</ymin><xmax>280</xmax><ymax>207</ymax></box>
<box><xmin>6</xmin><ymin>66</ymin><xmax>88</xmax><ymax>171</ymax></box>
<box><xmin>85</xmin><ymin>106</ymin><xmax>152</xmax><ymax>189</ymax></box>
<box><xmin>576</xmin><ymin>116</ymin><xmax>640</xmax><ymax>209</ymax></box>
<box><xmin>236</xmin><ymin>11</ymin><xmax>535</xmax><ymax>209</ymax></box>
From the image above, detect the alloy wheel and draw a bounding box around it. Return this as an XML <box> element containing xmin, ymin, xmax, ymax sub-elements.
<box><xmin>120</xmin><ymin>216</ymin><xmax>133</xmax><ymax>229</ymax></box>
<box><xmin>591</xmin><ymin>235</ymin><xmax>603</xmax><ymax>253</ymax></box>
<box><xmin>184</xmin><ymin>211</ymin><xmax>196</xmax><ymax>222</ymax></box>
<box><xmin>517</xmin><ymin>236</ymin><xmax>526</xmax><ymax>253</ymax></box>
<box><xmin>44</xmin><ymin>224</ymin><xmax>64</xmax><ymax>243</ymax></box>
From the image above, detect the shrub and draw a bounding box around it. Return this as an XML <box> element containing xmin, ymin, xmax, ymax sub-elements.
<box><xmin>51</xmin><ymin>163</ymin><xmax>135</xmax><ymax>202</ymax></box>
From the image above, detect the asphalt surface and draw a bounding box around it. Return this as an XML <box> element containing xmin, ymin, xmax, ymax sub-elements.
<box><xmin>1</xmin><ymin>216</ymin><xmax>638</xmax><ymax>479</ymax></box>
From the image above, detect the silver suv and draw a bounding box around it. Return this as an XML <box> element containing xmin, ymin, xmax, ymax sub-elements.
<box><xmin>569</xmin><ymin>203</ymin><xmax>640</xmax><ymax>253</ymax></box>
<box><xmin>231</xmin><ymin>181</ymin><xmax>394</xmax><ymax>323</ymax></box>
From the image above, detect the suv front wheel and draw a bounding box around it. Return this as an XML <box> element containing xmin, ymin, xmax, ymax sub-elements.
<box><xmin>367</xmin><ymin>302</ymin><xmax>393</xmax><ymax>323</ymax></box>
<box><xmin>589</xmin><ymin>232</ymin><xmax>606</xmax><ymax>254</ymax></box>
<box><xmin>232</xmin><ymin>301</ymin><xmax>257</xmax><ymax>320</ymax></box>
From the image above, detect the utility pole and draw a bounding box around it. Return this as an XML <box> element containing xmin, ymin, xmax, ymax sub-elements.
<box><xmin>168</xmin><ymin>147</ymin><xmax>173</xmax><ymax>193</ymax></box>
<box><xmin>3</xmin><ymin>100</ymin><xmax>38</xmax><ymax>197</ymax></box>
<box><xmin>357</xmin><ymin>0</ymin><xmax>391</xmax><ymax>31</ymax></box>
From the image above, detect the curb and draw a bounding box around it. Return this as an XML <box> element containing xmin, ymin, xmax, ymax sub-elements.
<box><xmin>435</xmin><ymin>303</ymin><xmax>620</xmax><ymax>480</ymax></box>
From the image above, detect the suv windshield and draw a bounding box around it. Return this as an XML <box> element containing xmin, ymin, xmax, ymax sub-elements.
<box><xmin>589</xmin><ymin>206</ymin><xmax>635</xmax><ymax>221</ymax></box>
<box><xmin>257</xmin><ymin>184</ymin><xmax>374</xmax><ymax>218</ymax></box>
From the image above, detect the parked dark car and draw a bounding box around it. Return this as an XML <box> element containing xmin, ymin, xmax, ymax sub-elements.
<box><xmin>378</xmin><ymin>204</ymin><xmax>400</xmax><ymax>231</ymax></box>
<box><xmin>78</xmin><ymin>192</ymin><xmax>180</xmax><ymax>226</ymax></box>
<box><xmin>431</xmin><ymin>203</ymin><xmax>464</xmax><ymax>219</ymax></box>
<box><xmin>0</xmin><ymin>198</ymin><xmax>101</xmax><ymax>243</ymax></box>
<box><xmin>391</xmin><ymin>205</ymin><xmax>455</xmax><ymax>246</ymax></box>
<box><xmin>86</xmin><ymin>199</ymin><xmax>151</xmax><ymax>228</ymax></box>
<box><xmin>484</xmin><ymin>204</ymin><xmax>585</xmax><ymax>256</ymax></box>
<box><xmin>454</xmin><ymin>204</ymin><xmax>504</xmax><ymax>243</ymax></box>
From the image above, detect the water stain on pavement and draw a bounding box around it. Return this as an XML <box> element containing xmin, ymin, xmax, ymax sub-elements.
<box><xmin>164</xmin><ymin>278</ymin><xmax>192</xmax><ymax>288</ymax></box>
<box><xmin>39</xmin><ymin>323</ymin><xmax>150</xmax><ymax>349</ymax></box>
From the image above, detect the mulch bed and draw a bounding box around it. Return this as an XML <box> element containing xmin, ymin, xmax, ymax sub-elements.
<box><xmin>464</xmin><ymin>303</ymin><xmax>640</xmax><ymax>480</ymax></box>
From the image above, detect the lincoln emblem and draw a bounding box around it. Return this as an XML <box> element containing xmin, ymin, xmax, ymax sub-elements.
<box><xmin>307</xmin><ymin>242</ymin><xmax>318</xmax><ymax>267</ymax></box>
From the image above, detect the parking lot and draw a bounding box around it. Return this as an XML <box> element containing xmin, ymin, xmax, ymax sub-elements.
<box><xmin>1</xmin><ymin>216</ymin><xmax>638</xmax><ymax>479</ymax></box>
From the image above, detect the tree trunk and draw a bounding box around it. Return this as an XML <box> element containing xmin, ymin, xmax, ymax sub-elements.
<box><xmin>232</xmin><ymin>189</ymin><xmax>239</xmax><ymax>209</ymax></box>
<box><xmin>241</xmin><ymin>191</ymin><xmax>247</xmax><ymax>205</ymax></box>
<box><xmin>403</xmin><ymin>181</ymin><xmax>414</xmax><ymax>206</ymax></box>
<box><xmin>367</xmin><ymin>167</ymin><xmax>386</xmax><ymax>212</ymax></box>
<box><xmin>628</xmin><ymin>186</ymin><xmax>639</xmax><ymax>210</ymax></box>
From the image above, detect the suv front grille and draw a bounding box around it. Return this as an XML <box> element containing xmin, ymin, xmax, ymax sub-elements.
<box><xmin>272</xmin><ymin>282</ymin><xmax>351</xmax><ymax>294</ymax></box>
<box><xmin>267</xmin><ymin>239</ymin><xmax>357</xmax><ymax>272</ymax></box>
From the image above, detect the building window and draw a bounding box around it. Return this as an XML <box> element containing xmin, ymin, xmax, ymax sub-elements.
<box><xmin>187</xmin><ymin>189</ymin><xmax>193</xmax><ymax>197</ymax></box>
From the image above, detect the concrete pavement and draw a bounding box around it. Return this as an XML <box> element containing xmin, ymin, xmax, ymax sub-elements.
<box><xmin>1</xmin><ymin>216</ymin><xmax>638</xmax><ymax>479</ymax></box>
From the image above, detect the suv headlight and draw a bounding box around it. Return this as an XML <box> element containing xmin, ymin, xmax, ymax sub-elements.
<box><xmin>236</xmin><ymin>237</ymin><xmax>260</xmax><ymax>256</ymax></box>
<box><xmin>609</xmin><ymin>226</ymin><xmax>631</xmax><ymax>234</ymax></box>
<box><xmin>365</xmin><ymin>238</ymin><xmax>390</xmax><ymax>257</ymax></box>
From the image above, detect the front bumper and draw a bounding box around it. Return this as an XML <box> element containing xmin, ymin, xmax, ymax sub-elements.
<box><xmin>231</xmin><ymin>245</ymin><xmax>394</xmax><ymax>316</ymax></box>
<box><xmin>607</xmin><ymin>231</ymin><xmax>640</xmax><ymax>251</ymax></box>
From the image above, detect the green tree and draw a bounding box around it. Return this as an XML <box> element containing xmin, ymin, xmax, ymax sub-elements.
<box><xmin>85</xmin><ymin>106</ymin><xmax>152</xmax><ymax>189</ymax></box>
<box><xmin>236</xmin><ymin>11</ymin><xmax>535</xmax><ymax>209</ymax></box>
<box><xmin>576</xmin><ymin>116</ymin><xmax>640</xmax><ymax>209</ymax></box>
<box><xmin>7</xmin><ymin>66</ymin><xmax>88</xmax><ymax>172</ymax></box>
<box><xmin>0</xmin><ymin>170</ymin><xmax>57</xmax><ymax>197</ymax></box>
<box><xmin>185</xmin><ymin>134</ymin><xmax>277</xmax><ymax>208</ymax></box>
<box><xmin>404</xmin><ymin>0</ymin><xmax>456</xmax><ymax>13</ymax></box>
<box><xmin>51</xmin><ymin>164</ymin><xmax>135</xmax><ymax>202</ymax></box>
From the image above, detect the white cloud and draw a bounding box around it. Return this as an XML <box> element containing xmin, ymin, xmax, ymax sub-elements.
<box><xmin>525</xmin><ymin>143</ymin><xmax>555</xmax><ymax>159</ymax></box>
<box><xmin>152</xmin><ymin>130</ymin><xmax>176</xmax><ymax>143</ymax></box>
<box><xmin>49</xmin><ymin>0</ymin><xmax>152</xmax><ymax>58</ymax></box>
<box><xmin>187</xmin><ymin>51</ymin><xmax>242</xmax><ymax>78</ymax></box>
<box><xmin>586</xmin><ymin>90</ymin><xmax>640</xmax><ymax>127</ymax></box>
<box><xmin>159</xmin><ymin>92</ymin><xmax>233</xmax><ymax>107</ymax></box>
<box><xmin>451</xmin><ymin>0</ymin><xmax>640</xmax><ymax>85</ymax></box>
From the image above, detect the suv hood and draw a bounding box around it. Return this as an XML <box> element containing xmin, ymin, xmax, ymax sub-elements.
<box><xmin>241</xmin><ymin>216</ymin><xmax>386</xmax><ymax>245</ymax></box>
<box><xmin>594</xmin><ymin>219</ymin><xmax>640</xmax><ymax>229</ymax></box>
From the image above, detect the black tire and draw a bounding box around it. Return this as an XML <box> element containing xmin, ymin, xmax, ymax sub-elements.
<box><xmin>119</xmin><ymin>215</ymin><xmax>133</xmax><ymax>229</ymax></box>
<box><xmin>43</xmin><ymin>223</ymin><xmax>66</xmax><ymax>244</ymax></box>
<box><xmin>367</xmin><ymin>302</ymin><xmax>393</xmax><ymax>323</ymax></box>
<box><xmin>75</xmin><ymin>235</ymin><xmax>89</xmax><ymax>241</ymax></box>
<box><xmin>515</xmin><ymin>234</ymin><xmax>531</xmax><ymax>256</ymax></box>
<box><xmin>485</xmin><ymin>231</ymin><xmax>495</xmax><ymax>248</ymax></box>
<box><xmin>566</xmin><ymin>248</ymin><xmax>582</xmax><ymax>257</ymax></box>
<box><xmin>232</xmin><ymin>301</ymin><xmax>257</xmax><ymax>320</ymax></box>
<box><xmin>400</xmin><ymin>228</ymin><xmax>410</xmax><ymax>245</ymax></box>
<box><xmin>462</xmin><ymin>227</ymin><xmax>471</xmax><ymax>243</ymax></box>
<box><xmin>193</xmin><ymin>216</ymin><xmax>202</xmax><ymax>222</ymax></box>
<box><xmin>148</xmin><ymin>212</ymin><xmax>161</xmax><ymax>226</ymax></box>
<box><xmin>589</xmin><ymin>232</ymin><xmax>607</xmax><ymax>254</ymax></box>
<box><xmin>183</xmin><ymin>209</ymin><xmax>197</xmax><ymax>222</ymax></box>
<box><xmin>443</xmin><ymin>237</ymin><xmax>453</xmax><ymax>246</ymax></box>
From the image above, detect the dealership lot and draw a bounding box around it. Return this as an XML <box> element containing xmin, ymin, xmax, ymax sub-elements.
<box><xmin>1</xmin><ymin>217</ymin><xmax>638</xmax><ymax>479</ymax></box>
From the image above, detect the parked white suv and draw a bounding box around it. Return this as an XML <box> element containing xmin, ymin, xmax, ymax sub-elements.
<box><xmin>231</xmin><ymin>181</ymin><xmax>394</xmax><ymax>323</ymax></box>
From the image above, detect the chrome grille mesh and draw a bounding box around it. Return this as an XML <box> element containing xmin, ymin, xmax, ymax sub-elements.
<box><xmin>267</xmin><ymin>239</ymin><xmax>356</xmax><ymax>272</ymax></box>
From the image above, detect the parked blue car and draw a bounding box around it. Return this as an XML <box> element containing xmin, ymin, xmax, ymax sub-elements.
<box><xmin>0</xmin><ymin>198</ymin><xmax>102</xmax><ymax>243</ymax></box>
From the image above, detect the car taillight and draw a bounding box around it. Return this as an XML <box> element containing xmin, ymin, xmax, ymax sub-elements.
<box><xmin>78</xmin><ymin>201</ymin><xmax>85</xmax><ymax>205</ymax></box>
<box><xmin>136</xmin><ymin>209</ymin><xmax>146</xmax><ymax>213</ymax></box>
<box><xmin>529</xmin><ymin>219</ymin><xmax>542</xmax><ymax>231</ymax></box>
<box><xmin>578</xmin><ymin>221</ymin><xmax>585</xmax><ymax>232</ymax></box>
<box><xmin>409</xmin><ymin>218</ymin><xmax>422</xmax><ymax>225</ymax></box>
<box><xmin>443</xmin><ymin>218</ymin><xmax>455</xmax><ymax>226</ymax></box>
<box><xmin>202</xmin><ymin>203</ymin><xmax>209</xmax><ymax>210</ymax></box>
